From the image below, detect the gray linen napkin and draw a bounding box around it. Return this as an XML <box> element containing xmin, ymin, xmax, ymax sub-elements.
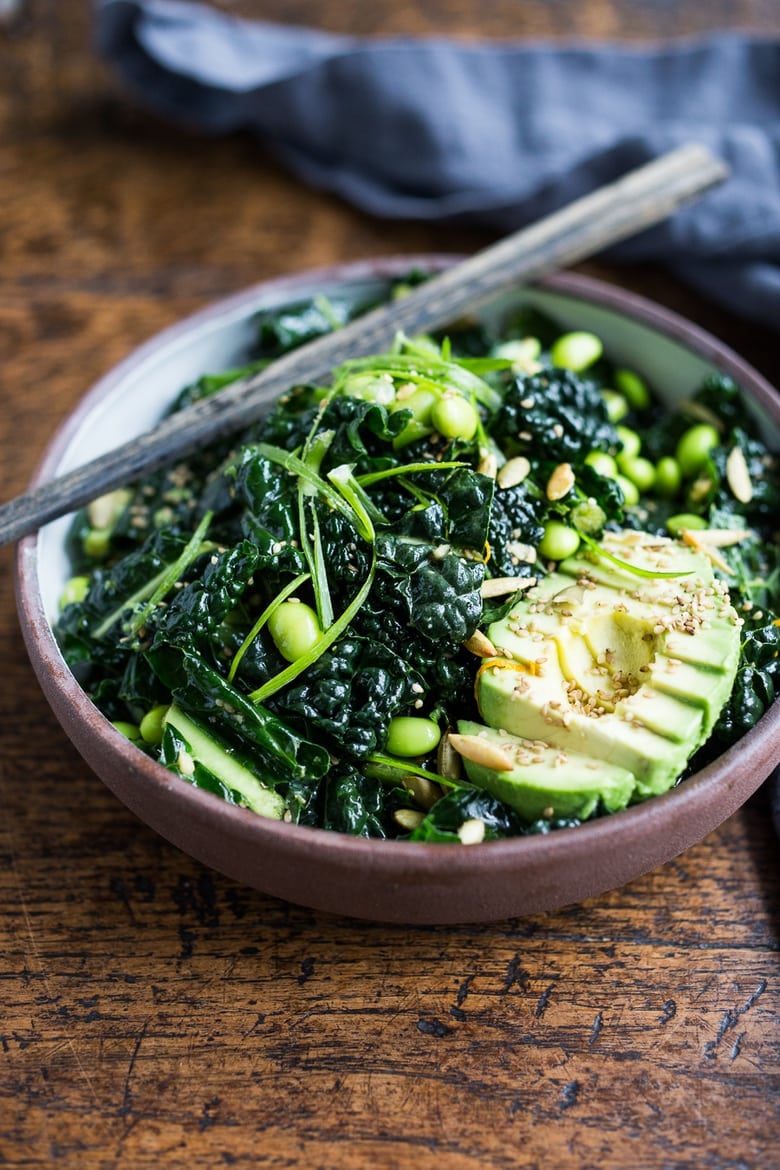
<box><xmin>95</xmin><ymin>0</ymin><xmax>780</xmax><ymax>329</ymax></box>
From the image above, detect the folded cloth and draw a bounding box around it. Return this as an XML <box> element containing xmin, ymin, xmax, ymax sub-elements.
<box><xmin>95</xmin><ymin>0</ymin><xmax>780</xmax><ymax>329</ymax></box>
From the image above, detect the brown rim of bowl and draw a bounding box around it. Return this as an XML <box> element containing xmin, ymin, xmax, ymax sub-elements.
<box><xmin>14</xmin><ymin>257</ymin><xmax>780</xmax><ymax>922</ymax></box>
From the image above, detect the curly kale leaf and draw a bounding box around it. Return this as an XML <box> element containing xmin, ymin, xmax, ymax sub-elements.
<box><xmin>408</xmin><ymin>788</ymin><xmax>528</xmax><ymax>842</ymax></box>
<box><xmin>351</xmin><ymin>606</ymin><xmax>473</xmax><ymax>711</ymax></box>
<box><xmin>270</xmin><ymin>635</ymin><xmax>424</xmax><ymax>759</ymax></box>
<box><xmin>318</xmin><ymin>395</ymin><xmax>408</xmax><ymax>470</ymax></box>
<box><xmin>487</xmin><ymin>481</ymin><xmax>544</xmax><ymax>576</ymax></box>
<box><xmin>146</xmin><ymin>643</ymin><xmax>329</xmax><ymax>781</ymax></box>
<box><xmin>253</xmin><ymin>295</ymin><xmax>365</xmax><ymax>359</ymax></box>
<box><xmin>706</xmin><ymin>428</ymin><xmax>780</xmax><ymax>525</ymax></box>
<box><xmin>322</xmin><ymin>766</ymin><xmax>396</xmax><ymax>837</ymax></box>
<box><xmin>151</xmin><ymin>540</ymin><xmax>261</xmax><ymax>659</ymax></box>
<box><xmin>373</xmin><ymin>534</ymin><xmax>484</xmax><ymax>643</ymax></box>
<box><xmin>489</xmin><ymin>369</ymin><xmax>619</xmax><ymax>464</ymax></box>
<box><xmin>387</xmin><ymin>466</ymin><xmax>494</xmax><ymax>552</ymax></box>
<box><xmin>710</xmin><ymin>622</ymin><xmax>780</xmax><ymax>748</ymax></box>
<box><xmin>57</xmin><ymin>528</ymin><xmax>194</xmax><ymax>672</ymax></box>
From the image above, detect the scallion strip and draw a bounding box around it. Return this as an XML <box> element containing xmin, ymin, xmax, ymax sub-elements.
<box><xmin>578</xmin><ymin>530</ymin><xmax>694</xmax><ymax>579</ymax></box>
<box><xmin>227</xmin><ymin>571</ymin><xmax>311</xmax><ymax>684</ymax></box>
<box><xmin>94</xmin><ymin>511</ymin><xmax>214</xmax><ymax>640</ymax></box>
<box><xmin>249</xmin><ymin>547</ymin><xmax>377</xmax><ymax>704</ymax></box>
<box><xmin>356</xmin><ymin>459</ymin><xmax>466</xmax><ymax>488</ymax></box>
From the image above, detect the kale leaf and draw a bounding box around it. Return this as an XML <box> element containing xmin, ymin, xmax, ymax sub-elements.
<box><xmin>489</xmin><ymin>369</ymin><xmax>619</xmax><ymax>464</ymax></box>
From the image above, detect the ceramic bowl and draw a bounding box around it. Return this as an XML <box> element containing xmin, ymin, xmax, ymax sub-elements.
<box><xmin>15</xmin><ymin>257</ymin><xmax>780</xmax><ymax>924</ymax></box>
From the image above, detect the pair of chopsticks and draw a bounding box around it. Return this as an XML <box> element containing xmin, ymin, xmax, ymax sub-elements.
<box><xmin>0</xmin><ymin>144</ymin><xmax>728</xmax><ymax>547</ymax></box>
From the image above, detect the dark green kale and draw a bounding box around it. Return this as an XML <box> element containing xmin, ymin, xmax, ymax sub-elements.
<box><xmin>489</xmin><ymin>369</ymin><xmax>619</xmax><ymax>465</ymax></box>
<box><xmin>408</xmin><ymin>788</ymin><xmax>528</xmax><ymax>842</ymax></box>
<box><xmin>269</xmin><ymin>635</ymin><xmax>423</xmax><ymax>759</ymax></box>
<box><xmin>372</xmin><ymin>534</ymin><xmax>484</xmax><ymax>643</ymax></box>
<box><xmin>486</xmin><ymin>481</ymin><xmax>544</xmax><ymax>577</ymax></box>
<box><xmin>322</xmin><ymin>766</ymin><xmax>397</xmax><ymax>837</ymax></box>
<box><xmin>252</xmin><ymin>295</ymin><xmax>366</xmax><ymax>359</ymax></box>
<box><xmin>146</xmin><ymin>643</ymin><xmax>329</xmax><ymax>782</ymax></box>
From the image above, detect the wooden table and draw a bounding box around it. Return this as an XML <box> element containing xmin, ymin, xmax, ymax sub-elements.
<box><xmin>2</xmin><ymin>3</ymin><xmax>778</xmax><ymax>1166</ymax></box>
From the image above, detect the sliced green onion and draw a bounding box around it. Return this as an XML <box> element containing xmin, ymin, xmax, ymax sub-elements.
<box><xmin>227</xmin><ymin>571</ymin><xmax>311</xmax><ymax>684</ymax></box>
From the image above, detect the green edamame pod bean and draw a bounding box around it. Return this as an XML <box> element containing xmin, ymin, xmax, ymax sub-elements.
<box><xmin>391</xmin><ymin>387</ymin><xmax>440</xmax><ymax>447</ymax></box>
<box><xmin>601</xmin><ymin>391</ymin><xmax>629</xmax><ymax>423</ymax></box>
<box><xmin>268</xmin><ymin>600</ymin><xmax>323</xmax><ymax>663</ymax></box>
<box><xmin>431</xmin><ymin>395</ymin><xmax>478</xmax><ymax>441</ymax></box>
<box><xmin>615</xmin><ymin>474</ymin><xmax>640</xmax><ymax>507</ymax></box>
<box><xmin>618</xmin><ymin>454</ymin><xmax>656</xmax><ymax>493</ymax></box>
<box><xmin>675</xmin><ymin>424</ymin><xmax>719</xmax><ymax>477</ymax></box>
<box><xmin>385</xmin><ymin>716</ymin><xmax>441</xmax><ymax>758</ymax></box>
<box><xmin>494</xmin><ymin>337</ymin><xmax>542</xmax><ymax>365</ymax></box>
<box><xmin>654</xmin><ymin>456</ymin><xmax>682</xmax><ymax>498</ymax></box>
<box><xmin>538</xmin><ymin>521</ymin><xmax>581</xmax><ymax>561</ymax></box>
<box><xmin>584</xmin><ymin>451</ymin><xmax>618</xmax><ymax>479</ymax></box>
<box><xmin>140</xmin><ymin>704</ymin><xmax>170</xmax><ymax>746</ymax></box>
<box><xmin>390</xmin><ymin>387</ymin><xmax>438</xmax><ymax>424</ymax></box>
<box><xmin>614</xmin><ymin>368</ymin><xmax>651</xmax><ymax>410</ymax></box>
<box><xmin>342</xmin><ymin>372</ymin><xmax>395</xmax><ymax>405</ymax></box>
<box><xmin>550</xmin><ymin>331</ymin><xmax>603</xmax><ymax>372</ymax></box>
<box><xmin>616</xmin><ymin>425</ymin><xmax>641</xmax><ymax>459</ymax></box>
<box><xmin>666</xmin><ymin>512</ymin><xmax>708</xmax><ymax>536</ymax></box>
<box><xmin>59</xmin><ymin>575</ymin><xmax>90</xmax><ymax>609</ymax></box>
<box><xmin>82</xmin><ymin>529</ymin><xmax>111</xmax><ymax>560</ymax></box>
<box><xmin>112</xmin><ymin>721</ymin><xmax>144</xmax><ymax>745</ymax></box>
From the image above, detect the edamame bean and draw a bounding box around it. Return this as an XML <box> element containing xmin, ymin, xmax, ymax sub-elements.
<box><xmin>666</xmin><ymin>512</ymin><xmax>708</xmax><ymax>536</ymax></box>
<box><xmin>390</xmin><ymin>387</ymin><xmax>438</xmax><ymax>423</ymax></box>
<box><xmin>112</xmin><ymin>721</ymin><xmax>143</xmax><ymax>745</ymax></box>
<box><xmin>268</xmin><ymin>600</ymin><xmax>323</xmax><ymax>663</ymax></box>
<box><xmin>342</xmin><ymin>372</ymin><xmax>395</xmax><ymax>405</ymax></box>
<box><xmin>385</xmin><ymin>716</ymin><xmax>442</xmax><ymax>758</ymax></box>
<box><xmin>616</xmin><ymin>425</ymin><xmax>641</xmax><ymax>460</ymax></box>
<box><xmin>550</xmin><ymin>331</ymin><xmax>603</xmax><ymax>372</ymax></box>
<box><xmin>538</xmin><ymin>520</ymin><xmax>581</xmax><ymax>561</ymax></box>
<box><xmin>615</xmin><ymin>474</ymin><xmax>640</xmax><ymax>507</ymax></box>
<box><xmin>601</xmin><ymin>390</ymin><xmax>629</xmax><ymax>423</ymax></box>
<box><xmin>431</xmin><ymin>394</ymin><xmax>479</xmax><ymax>441</ymax></box>
<box><xmin>618</xmin><ymin>454</ymin><xmax>656</xmax><ymax>493</ymax></box>
<box><xmin>391</xmin><ymin>387</ymin><xmax>439</xmax><ymax>447</ymax></box>
<box><xmin>82</xmin><ymin>529</ymin><xmax>111</xmax><ymax>560</ymax></box>
<box><xmin>494</xmin><ymin>337</ymin><xmax>542</xmax><ymax>371</ymax></box>
<box><xmin>140</xmin><ymin>704</ymin><xmax>170</xmax><ymax>746</ymax></box>
<box><xmin>59</xmin><ymin>575</ymin><xmax>90</xmax><ymax>609</ymax></box>
<box><xmin>614</xmin><ymin>368</ymin><xmax>651</xmax><ymax>410</ymax></box>
<box><xmin>675</xmin><ymin>424</ymin><xmax>719</xmax><ymax>478</ymax></box>
<box><xmin>654</xmin><ymin>456</ymin><xmax>682</xmax><ymax>498</ymax></box>
<box><xmin>494</xmin><ymin>337</ymin><xmax>542</xmax><ymax>362</ymax></box>
<box><xmin>584</xmin><ymin>451</ymin><xmax>618</xmax><ymax>478</ymax></box>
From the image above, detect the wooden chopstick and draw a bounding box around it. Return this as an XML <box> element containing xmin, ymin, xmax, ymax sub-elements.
<box><xmin>1</xmin><ymin>144</ymin><xmax>728</xmax><ymax>546</ymax></box>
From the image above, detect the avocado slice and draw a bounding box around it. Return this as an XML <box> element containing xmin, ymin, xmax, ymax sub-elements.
<box><xmin>475</xmin><ymin>530</ymin><xmax>741</xmax><ymax>810</ymax></box>
<box><xmin>456</xmin><ymin>720</ymin><xmax>635</xmax><ymax>822</ymax></box>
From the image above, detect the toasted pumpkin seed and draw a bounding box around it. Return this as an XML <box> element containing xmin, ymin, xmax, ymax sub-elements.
<box><xmin>463</xmin><ymin>629</ymin><xmax>498</xmax><ymax>658</ymax></box>
<box><xmin>546</xmin><ymin>462</ymin><xmax>575</xmax><ymax>501</ymax></box>
<box><xmin>497</xmin><ymin>455</ymin><xmax>531</xmax><ymax>490</ymax></box>
<box><xmin>400</xmin><ymin>774</ymin><xmax>441</xmax><ymax>810</ymax></box>
<box><xmin>726</xmin><ymin>446</ymin><xmax>753</xmax><ymax>504</ymax></box>
<box><xmin>437</xmin><ymin>731</ymin><xmax>463</xmax><ymax>781</ymax></box>
<box><xmin>448</xmin><ymin>733</ymin><xmax>514</xmax><ymax>772</ymax></box>
<box><xmin>393</xmin><ymin>808</ymin><xmax>425</xmax><ymax>831</ymax></box>
<box><xmin>458</xmin><ymin>818</ymin><xmax>486</xmax><ymax>845</ymax></box>
<box><xmin>481</xmin><ymin>576</ymin><xmax>536</xmax><ymax>599</ymax></box>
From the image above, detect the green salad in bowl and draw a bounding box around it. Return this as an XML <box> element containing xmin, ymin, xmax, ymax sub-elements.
<box><xmin>53</xmin><ymin>275</ymin><xmax>780</xmax><ymax>847</ymax></box>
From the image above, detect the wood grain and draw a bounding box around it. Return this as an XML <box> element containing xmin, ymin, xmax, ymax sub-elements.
<box><xmin>1</xmin><ymin>3</ymin><xmax>778</xmax><ymax>1167</ymax></box>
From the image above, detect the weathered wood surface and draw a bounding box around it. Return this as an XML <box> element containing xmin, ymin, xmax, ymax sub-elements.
<box><xmin>1</xmin><ymin>3</ymin><xmax>778</xmax><ymax>1167</ymax></box>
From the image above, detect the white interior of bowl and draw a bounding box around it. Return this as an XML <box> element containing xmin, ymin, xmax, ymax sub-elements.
<box><xmin>35</xmin><ymin>275</ymin><xmax>777</xmax><ymax>625</ymax></box>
